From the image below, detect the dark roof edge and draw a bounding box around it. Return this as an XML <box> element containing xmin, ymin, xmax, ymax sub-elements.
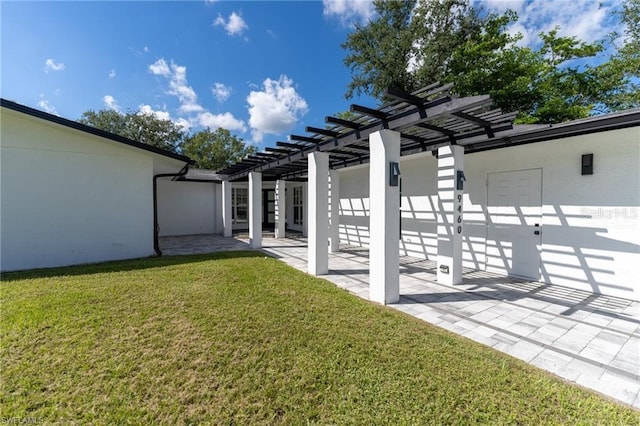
<box><xmin>1</xmin><ymin>98</ymin><xmax>194</xmax><ymax>164</ymax></box>
<box><xmin>467</xmin><ymin>109</ymin><xmax>640</xmax><ymax>155</ymax></box>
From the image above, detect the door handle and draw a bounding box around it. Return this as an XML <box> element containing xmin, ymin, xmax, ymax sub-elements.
<box><xmin>534</xmin><ymin>230</ymin><xmax>540</xmax><ymax>235</ymax></box>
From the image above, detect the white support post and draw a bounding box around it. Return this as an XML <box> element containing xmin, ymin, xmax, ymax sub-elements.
<box><xmin>329</xmin><ymin>169</ymin><xmax>340</xmax><ymax>253</ymax></box>
<box><xmin>275</xmin><ymin>179</ymin><xmax>286</xmax><ymax>239</ymax></box>
<box><xmin>222</xmin><ymin>180</ymin><xmax>232</xmax><ymax>237</ymax></box>
<box><xmin>308</xmin><ymin>152</ymin><xmax>329</xmax><ymax>276</ymax></box>
<box><xmin>249</xmin><ymin>172</ymin><xmax>262</xmax><ymax>249</ymax></box>
<box><xmin>436</xmin><ymin>145</ymin><xmax>464</xmax><ymax>285</ymax></box>
<box><xmin>369</xmin><ymin>129</ymin><xmax>400</xmax><ymax>305</ymax></box>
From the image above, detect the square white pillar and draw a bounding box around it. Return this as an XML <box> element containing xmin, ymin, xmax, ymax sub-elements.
<box><xmin>222</xmin><ymin>180</ymin><xmax>233</xmax><ymax>237</ymax></box>
<box><xmin>436</xmin><ymin>145</ymin><xmax>464</xmax><ymax>285</ymax></box>
<box><xmin>308</xmin><ymin>152</ymin><xmax>329</xmax><ymax>276</ymax></box>
<box><xmin>369</xmin><ymin>129</ymin><xmax>400</xmax><ymax>305</ymax></box>
<box><xmin>249</xmin><ymin>172</ymin><xmax>262</xmax><ymax>249</ymax></box>
<box><xmin>329</xmin><ymin>169</ymin><xmax>340</xmax><ymax>253</ymax></box>
<box><xmin>275</xmin><ymin>179</ymin><xmax>286</xmax><ymax>239</ymax></box>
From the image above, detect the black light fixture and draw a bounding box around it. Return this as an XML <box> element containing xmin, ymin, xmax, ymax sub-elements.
<box><xmin>582</xmin><ymin>153</ymin><xmax>594</xmax><ymax>175</ymax></box>
<box><xmin>390</xmin><ymin>162</ymin><xmax>401</xmax><ymax>187</ymax></box>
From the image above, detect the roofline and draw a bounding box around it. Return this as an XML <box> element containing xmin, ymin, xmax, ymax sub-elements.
<box><xmin>1</xmin><ymin>98</ymin><xmax>194</xmax><ymax>164</ymax></box>
<box><xmin>465</xmin><ymin>108</ymin><xmax>640</xmax><ymax>154</ymax></box>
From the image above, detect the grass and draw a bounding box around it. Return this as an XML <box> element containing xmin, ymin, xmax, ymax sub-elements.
<box><xmin>1</xmin><ymin>252</ymin><xmax>637</xmax><ymax>424</ymax></box>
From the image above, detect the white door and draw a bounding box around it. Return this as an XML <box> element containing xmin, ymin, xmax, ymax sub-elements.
<box><xmin>486</xmin><ymin>169</ymin><xmax>542</xmax><ymax>280</ymax></box>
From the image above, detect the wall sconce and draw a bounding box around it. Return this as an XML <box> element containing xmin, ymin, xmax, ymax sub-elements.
<box><xmin>582</xmin><ymin>153</ymin><xmax>593</xmax><ymax>175</ymax></box>
<box><xmin>456</xmin><ymin>170</ymin><xmax>466</xmax><ymax>190</ymax></box>
<box><xmin>390</xmin><ymin>162</ymin><xmax>401</xmax><ymax>187</ymax></box>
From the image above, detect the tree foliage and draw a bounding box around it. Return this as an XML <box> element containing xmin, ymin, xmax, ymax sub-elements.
<box><xmin>78</xmin><ymin>109</ymin><xmax>255</xmax><ymax>170</ymax></box>
<box><xmin>342</xmin><ymin>0</ymin><xmax>640</xmax><ymax>123</ymax></box>
<box><xmin>79</xmin><ymin>110</ymin><xmax>184</xmax><ymax>152</ymax></box>
<box><xmin>182</xmin><ymin>128</ymin><xmax>256</xmax><ymax>171</ymax></box>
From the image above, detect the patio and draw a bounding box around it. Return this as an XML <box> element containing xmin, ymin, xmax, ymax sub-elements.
<box><xmin>160</xmin><ymin>234</ymin><xmax>640</xmax><ymax>408</ymax></box>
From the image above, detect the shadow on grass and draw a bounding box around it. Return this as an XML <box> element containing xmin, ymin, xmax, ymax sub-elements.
<box><xmin>0</xmin><ymin>251</ymin><xmax>265</xmax><ymax>282</ymax></box>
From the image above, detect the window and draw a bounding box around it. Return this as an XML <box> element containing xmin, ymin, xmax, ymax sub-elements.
<box><xmin>293</xmin><ymin>186</ymin><xmax>304</xmax><ymax>225</ymax></box>
<box><xmin>232</xmin><ymin>187</ymin><xmax>248</xmax><ymax>224</ymax></box>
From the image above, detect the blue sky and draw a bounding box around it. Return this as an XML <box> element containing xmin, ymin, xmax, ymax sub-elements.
<box><xmin>1</xmin><ymin>0</ymin><xmax>624</xmax><ymax>150</ymax></box>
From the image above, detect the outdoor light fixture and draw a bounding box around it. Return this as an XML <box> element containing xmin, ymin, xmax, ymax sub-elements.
<box><xmin>582</xmin><ymin>153</ymin><xmax>594</xmax><ymax>175</ymax></box>
<box><xmin>456</xmin><ymin>170</ymin><xmax>466</xmax><ymax>190</ymax></box>
<box><xmin>390</xmin><ymin>162</ymin><xmax>401</xmax><ymax>187</ymax></box>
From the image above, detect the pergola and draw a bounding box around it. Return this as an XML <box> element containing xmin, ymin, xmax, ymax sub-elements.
<box><xmin>217</xmin><ymin>82</ymin><xmax>520</xmax><ymax>304</ymax></box>
<box><xmin>218</xmin><ymin>82</ymin><xmax>518</xmax><ymax>181</ymax></box>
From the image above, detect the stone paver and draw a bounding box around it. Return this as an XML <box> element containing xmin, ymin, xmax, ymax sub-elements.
<box><xmin>160</xmin><ymin>234</ymin><xmax>640</xmax><ymax>409</ymax></box>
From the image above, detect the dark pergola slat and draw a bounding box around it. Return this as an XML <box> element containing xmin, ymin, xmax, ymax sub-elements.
<box><xmin>290</xmin><ymin>134</ymin><xmax>323</xmax><ymax>144</ymax></box>
<box><xmin>451</xmin><ymin>111</ymin><xmax>495</xmax><ymax>137</ymax></box>
<box><xmin>276</xmin><ymin>141</ymin><xmax>306</xmax><ymax>149</ymax></box>
<box><xmin>265</xmin><ymin>147</ymin><xmax>295</xmax><ymax>154</ymax></box>
<box><xmin>350</xmin><ymin>104</ymin><xmax>389</xmax><ymax>119</ymax></box>
<box><xmin>306</xmin><ymin>126</ymin><xmax>340</xmax><ymax>137</ymax></box>
<box><xmin>325</xmin><ymin>116</ymin><xmax>362</xmax><ymax>129</ymax></box>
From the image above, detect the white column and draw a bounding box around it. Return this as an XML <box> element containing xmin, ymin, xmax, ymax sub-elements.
<box><xmin>436</xmin><ymin>144</ymin><xmax>464</xmax><ymax>285</ymax></box>
<box><xmin>275</xmin><ymin>179</ymin><xmax>286</xmax><ymax>239</ymax></box>
<box><xmin>308</xmin><ymin>152</ymin><xmax>329</xmax><ymax>276</ymax></box>
<box><xmin>329</xmin><ymin>169</ymin><xmax>340</xmax><ymax>253</ymax></box>
<box><xmin>249</xmin><ymin>172</ymin><xmax>262</xmax><ymax>249</ymax></box>
<box><xmin>222</xmin><ymin>180</ymin><xmax>233</xmax><ymax>237</ymax></box>
<box><xmin>369</xmin><ymin>129</ymin><xmax>400</xmax><ymax>305</ymax></box>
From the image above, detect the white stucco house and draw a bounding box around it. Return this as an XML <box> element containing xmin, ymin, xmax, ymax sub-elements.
<box><xmin>0</xmin><ymin>99</ymin><xmax>193</xmax><ymax>271</ymax></box>
<box><xmin>2</xmin><ymin>87</ymin><xmax>639</xmax><ymax>302</ymax></box>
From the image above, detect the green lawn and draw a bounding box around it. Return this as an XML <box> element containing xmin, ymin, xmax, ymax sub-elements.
<box><xmin>1</xmin><ymin>252</ymin><xmax>637</xmax><ymax>424</ymax></box>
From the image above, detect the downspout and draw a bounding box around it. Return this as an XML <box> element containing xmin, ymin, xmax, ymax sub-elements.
<box><xmin>153</xmin><ymin>163</ymin><xmax>190</xmax><ymax>256</ymax></box>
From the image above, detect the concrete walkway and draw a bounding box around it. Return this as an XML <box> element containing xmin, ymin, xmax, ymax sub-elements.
<box><xmin>160</xmin><ymin>234</ymin><xmax>640</xmax><ymax>409</ymax></box>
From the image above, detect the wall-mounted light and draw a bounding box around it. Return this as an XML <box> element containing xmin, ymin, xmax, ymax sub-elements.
<box><xmin>582</xmin><ymin>153</ymin><xmax>593</xmax><ymax>175</ymax></box>
<box><xmin>390</xmin><ymin>162</ymin><xmax>401</xmax><ymax>187</ymax></box>
<box><xmin>456</xmin><ymin>170</ymin><xmax>466</xmax><ymax>190</ymax></box>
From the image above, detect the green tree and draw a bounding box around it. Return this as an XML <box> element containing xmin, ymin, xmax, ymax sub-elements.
<box><xmin>341</xmin><ymin>0</ymin><xmax>639</xmax><ymax>123</ymax></box>
<box><xmin>182</xmin><ymin>128</ymin><xmax>256</xmax><ymax>170</ymax></box>
<box><xmin>79</xmin><ymin>109</ymin><xmax>185</xmax><ymax>152</ymax></box>
<box><xmin>592</xmin><ymin>0</ymin><xmax>640</xmax><ymax>112</ymax></box>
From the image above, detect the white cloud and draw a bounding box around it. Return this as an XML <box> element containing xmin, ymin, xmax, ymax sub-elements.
<box><xmin>108</xmin><ymin>69</ymin><xmax>117</xmax><ymax>79</ymax></box>
<box><xmin>323</xmin><ymin>0</ymin><xmax>375</xmax><ymax>26</ymax></box>
<box><xmin>149</xmin><ymin>58</ymin><xmax>203</xmax><ymax>114</ymax></box>
<box><xmin>44</xmin><ymin>58</ymin><xmax>65</xmax><ymax>73</ymax></box>
<box><xmin>483</xmin><ymin>0</ymin><xmax>619</xmax><ymax>47</ymax></box>
<box><xmin>138</xmin><ymin>104</ymin><xmax>172</xmax><ymax>121</ymax></box>
<box><xmin>213</xmin><ymin>12</ymin><xmax>248</xmax><ymax>36</ymax></box>
<box><xmin>247</xmin><ymin>75</ymin><xmax>308</xmax><ymax>143</ymax></box>
<box><xmin>144</xmin><ymin>46</ymin><xmax>149</xmax><ymax>52</ymax></box>
<box><xmin>147</xmin><ymin>58</ymin><xmax>245</xmax><ymax>134</ymax></box>
<box><xmin>212</xmin><ymin>82</ymin><xmax>232</xmax><ymax>102</ymax></box>
<box><xmin>149</xmin><ymin>58</ymin><xmax>170</xmax><ymax>76</ymax></box>
<box><xmin>103</xmin><ymin>95</ymin><xmax>120</xmax><ymax>112</ymax></box>
<box><xmin>197</xmin><ymin>111</ymin><xmax>246</xmax><ymax>132</ymax></box>
<box><xmin>38</xmin><ymin>94</ymin><xmax>58</xmax><ymax>115</ymax></box>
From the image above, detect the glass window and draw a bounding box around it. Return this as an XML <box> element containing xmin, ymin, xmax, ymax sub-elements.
<box><xmin>293</xmin><ymin>186</ymin><xmax>303</xmax><ymax>225</ymax></box>
<box><xmin>232</xmin><ymin>187</ymin><xmax>248</xmax><ymax>224</ymax></box>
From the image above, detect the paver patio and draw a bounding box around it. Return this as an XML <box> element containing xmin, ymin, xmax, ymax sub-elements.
<box><xmin>160</xmin><ymin>234</ymin><xmax>640</xmax><ymax>409</ymax></box>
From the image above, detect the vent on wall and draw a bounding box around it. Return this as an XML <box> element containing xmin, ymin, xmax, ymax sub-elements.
<box><xmin>582</xmin><ymin>153</ymin><xmax>594</xmax><ymax>175</ymax></box>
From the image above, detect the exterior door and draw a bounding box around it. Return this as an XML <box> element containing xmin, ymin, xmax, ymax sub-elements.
<box><xmin>486</xmin><ymin>169</ymin><xmax>542</xmax><ymax>280</ymax></box>
<box><xmin>262</xmin><ymin>189</ymin><xmax>275</xmax><ymax>230</ymax></box>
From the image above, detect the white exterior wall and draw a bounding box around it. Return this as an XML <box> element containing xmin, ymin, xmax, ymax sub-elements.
<box><xmin>338</xmin><ymin>165</ymin><xmax>370</xmax><ymax>247</ymax></box>
<box><xmin>157</xmin><ymin>180</ymin><xmax>217</xmax><ymax>236</ymax></box>
<box><xmin>339</xmin><ymin>126</ymin><xmax>640</xmax><ymax>300</ymax></box>
<box><xmin>1</xmin><ymin>109</ymin><xmax>158</xmax><ymax>271</ymax></box>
